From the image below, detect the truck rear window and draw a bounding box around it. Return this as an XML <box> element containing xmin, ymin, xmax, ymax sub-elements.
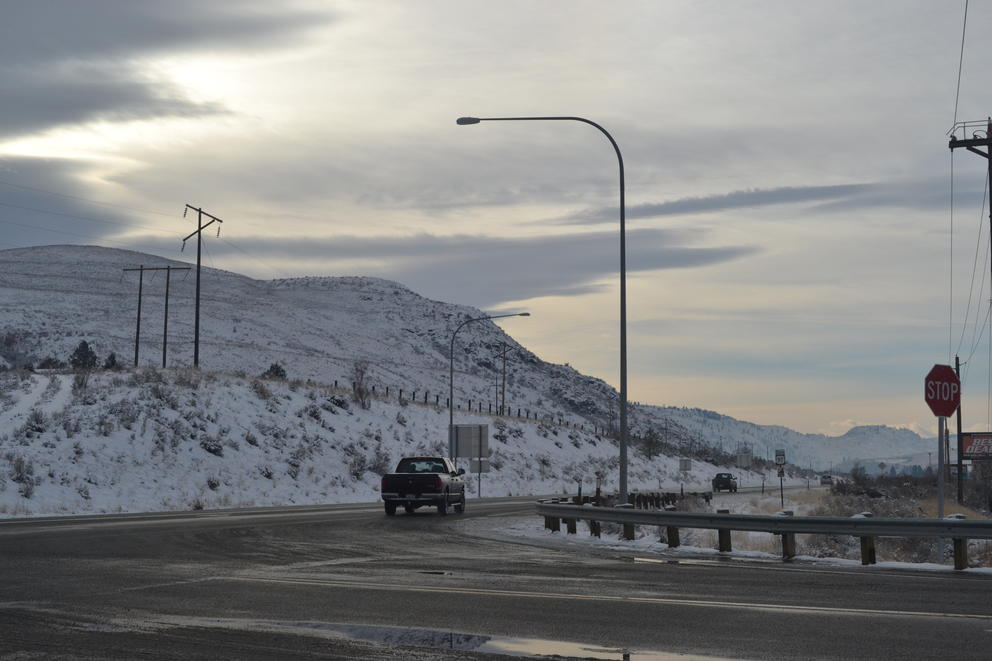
<box><xmin>395</xmin><ymin>459</ymin><xmax>447</xmax><ymax>473</ymax></box>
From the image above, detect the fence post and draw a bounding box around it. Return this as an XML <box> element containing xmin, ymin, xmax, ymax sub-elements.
<box><xmin>717</xmin><ymin>509</ymin><xmax>732</xmax><ymax>552</ymax></box>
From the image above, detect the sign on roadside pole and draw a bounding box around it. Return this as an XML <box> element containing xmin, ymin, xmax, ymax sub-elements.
<box><xmin>679</xmin><ymin>458</ymin><xmax>692</xmax><ymax>472</ymax></box>
<box><xmin>924</xmin><ymin>364</ymin><xmax>961</xmax><ymax>524</ymax></box>
<box><xmin>452</xmin><ymin>424</ymin><xmax>489</xmax><ymax>498</ymax></box>
<box><xmin>775</xmin><ymin>449</ymin><xmax>786</xmax><ymax>466</ymax></box>
<box><xmin>961</xmin><ymin>432</ymin><xmax>992</xmax><ymax>460</ymax></box>
<box><xmin>777</xmin><ymin>466</ymin><xmax>785</xmax><ymax>507</ymax></box>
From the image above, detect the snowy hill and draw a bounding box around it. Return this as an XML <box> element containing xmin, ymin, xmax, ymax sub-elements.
<box><xmin>0</xmin><ymin>245</ymin><xmax>934</xmax><ymax>515</ymax></box>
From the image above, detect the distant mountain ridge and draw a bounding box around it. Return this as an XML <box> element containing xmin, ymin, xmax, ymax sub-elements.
<box><xmin>0</xmin><ymin>244</ymin><xmax>930</xmax><ymax>470</ymax></box>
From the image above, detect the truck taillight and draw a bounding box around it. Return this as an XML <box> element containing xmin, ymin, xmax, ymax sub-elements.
<box><xmin>381</xmin><ymin>476</ymin><xmax>387</xmax><ymax>491</ymax></box>
<box><xmin>434</xmin><ymin>475</ymin><xmax>442</xmax><ymax>490</ymax></box>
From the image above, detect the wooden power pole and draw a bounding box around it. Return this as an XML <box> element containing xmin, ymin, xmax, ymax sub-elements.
<box><xmin>124</xmin><ymin>265</ymin><xmax>190</xmax><ymax>367</ymax></box>
<box><xmin>181</xmin><ymin>205</ymin><xmax>224</xmax><ymax>368</ymax></box>
<box><xmin>948</xmin><ymin>118</ymin><xmax>992</xmax><ymax>504</ymax></box>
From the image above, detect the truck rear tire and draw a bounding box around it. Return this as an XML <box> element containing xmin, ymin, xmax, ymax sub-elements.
<box><xmin>454</xmin><ymin>493</ymin><xmax>465</xmax><ymax>514</ymax></box>
<box><xmin>437</xmin><ymin>495</ymin><xmax>448</xmax><ymax>516</ymax></box>
<box><xmin>384</xmin><ymin>502</ymin><xmax>397</xmax><ymax>516</ymax></box>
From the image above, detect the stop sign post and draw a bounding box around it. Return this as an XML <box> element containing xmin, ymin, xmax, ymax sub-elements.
<box><xmin>924</xmin><ymin>364</ymin><xmax>961</xmax><ymax>524</ymax></box>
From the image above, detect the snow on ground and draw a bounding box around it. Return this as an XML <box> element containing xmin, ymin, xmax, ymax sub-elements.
<box><xmin>0</xmin><ymin>245</ymin><xmax>936</xmax><ymax>476</ymax></box>
<box><xmin>0</xmin><ymin>369</ymin><xmax>765</xmax><ymax>518</ymax></box>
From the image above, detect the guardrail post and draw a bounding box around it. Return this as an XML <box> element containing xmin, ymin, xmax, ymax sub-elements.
<box><xmin>618</xmin><ymin>503</ymin><xmax>636</xmax><ymax>540</ymax></box>
<box><xmin>945</xmin><ymin>514</ymin><xmax>969</xmax><ymax>570</ymax></box>
<box><xmin>859</xmin><ymin>536</ymin><xmax>876</xmax><ymax>565</ymax></box>
<box><xmin>566</xmin><ymin>517</ymin><xmax>577</xmax><ymax>535</ymax></box>
<box><xmin>778</xmin><ymin>510</ymin><xmax>796</xmax><ymax>560</ymax></box>
<box><xmin>953</xmin><ymin>537</ymin><xmax>968</xmax><ymax>570</ymax></box>
<box><xmin>665</xmin><ymin>526</ymin><xmax>681</xmax><ymax>548</ymax></box>
<box><xmin>590</xmin><ymin>520</ymin><xmax>601</xmax><ymax>538</ymax></box>
<box><xmin>854</xmin><ymin>512</ymin><xmax>876</xmax><ymax>565</ymax></box>
<box><xmin>717</xmin><ymin>509</ymin><xmax>732</xmax><ymax>552</ymax></box>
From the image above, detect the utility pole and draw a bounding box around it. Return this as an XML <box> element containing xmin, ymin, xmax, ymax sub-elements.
<box><xmin>124</xmin><ymin>265</ymin><xmax>190</xmax><ymax>367</ymax></box>
<box><xmin>496</xmin><ymin>341</ymin><xmax>510</xmax><ymax>414</ymax></box>
<box><xmin>949</xmin><ymin>119</ymin><xmax>992</xmax><ymax>503</ymax></box>
<box><xmin>125</xmin><ymin>265</ymin><xmax>145</xmax><ymax>367</ymax></box>
<box><xmin>181</xmin><ymin>205</ymin><xmax>224</xmax><ymax>368</ymax></box>
<box><xmin>955</xmin><ymin>355</ymin><xmax>964</xmax><ymax>503</ymax></box>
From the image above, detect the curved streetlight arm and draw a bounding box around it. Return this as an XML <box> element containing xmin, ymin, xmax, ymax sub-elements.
<box><xmin>449</xmin><ymin>312</ymin><xmax>530</xmax><ymax>459</ymax></box>
<box><xmin>456</xmin><ymin>115</ymin><xmax>628</xmax><ymax>500</ymax></box>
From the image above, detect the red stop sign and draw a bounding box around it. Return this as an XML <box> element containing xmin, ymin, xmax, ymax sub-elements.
<box><xmin>924</xmin><ymin>364</ymin><xmax>960</xmax><ymax>417</ymax></box>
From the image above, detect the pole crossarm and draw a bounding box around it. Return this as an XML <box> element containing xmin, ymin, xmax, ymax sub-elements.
<box><xmin>123</xmin><ymin>266</ymin><xmax>191</xmax><ymax>273</ymax></box>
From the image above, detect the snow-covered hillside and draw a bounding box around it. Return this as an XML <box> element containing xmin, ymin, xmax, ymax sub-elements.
<box><xmin>0</xmin><ymin>244</ymin><xmax>933</xmax><ymax>501</ymax></box>
<box><xmin>0</xmin><ymin>368</ymin><xmax>750</xmax><ymax>516</ymax></box>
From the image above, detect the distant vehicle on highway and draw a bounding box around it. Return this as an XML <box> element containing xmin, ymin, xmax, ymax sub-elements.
<box><xmin>380</xmin><ymin>456</ymin><xmax>466</xmax><ymax>516</ymax></box>
<box><xmin>820</xmin><ymin>475</ymin><xmax>834</xmax><ymax>485</ymax></box>
<box><xmin>711</xmin><ymin>473</ymin><xmax>738</xmax><ymax>493</ymax></box>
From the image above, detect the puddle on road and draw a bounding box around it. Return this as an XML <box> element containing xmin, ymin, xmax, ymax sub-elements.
<box><xmin>257</xmin><ymin>621</ymin><xmax>739</xmax><ymax>660</ymax></box>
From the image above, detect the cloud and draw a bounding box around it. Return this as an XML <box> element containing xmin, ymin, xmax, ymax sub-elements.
<box><xmin>121</xmin><ymin>228</ymin><xmax>759</xmax><ymax>307</ymax></box>
<box><xmin>0</xmin><ymin>1</ymin><xmax>332</xmax><ymax>64</ymax></box>
<box><xmin>0</xmin><ymin>157</ymin><xmax>143</xmax><ymax>249</ymax></box>
<box><xmin>0</xmin><ymin>65</ymin><xmax>225</xmax><ymax>139</ymax></box>
<box><xmin>567</xmin><ymin>183</ymin><xmax>874</xmax><ymax>224</ymax></box>
<box><xmin>0</xmin><ymin>1</ymin><xmax>334</xmax><ymax>139</ymax></box>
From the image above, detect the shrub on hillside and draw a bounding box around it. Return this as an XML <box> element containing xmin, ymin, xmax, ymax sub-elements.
<box><xmin>69</xmin><ymin>341</ymin><xmax>98</xmax><ymax>370</ymax></box>
<box><xmin>250</xmin><ymin>380</ymin><xmax>271</xmax><ymax>400</ymax></box>
<box><xmin>261</xmin><ymin>363</ymin><xmax>287</xmax><ymax>380</ymax></box>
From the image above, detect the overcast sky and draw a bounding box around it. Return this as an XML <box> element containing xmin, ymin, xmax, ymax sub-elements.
<box><xmin>1</xmin><ymin>0</ymin><xmax>990</xmax><ymax>436</ymax></box>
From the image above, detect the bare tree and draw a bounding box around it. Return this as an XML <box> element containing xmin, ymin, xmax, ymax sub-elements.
<box><xmin>351</xmin><ymin>359</ymin><xmax>371</xmax><ymax>409</ymax></box>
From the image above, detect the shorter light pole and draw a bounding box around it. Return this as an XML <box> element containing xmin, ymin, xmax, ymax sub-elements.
<box><xmin>449</xmin><ymin>312</ymin><xmax>530</xmax><ymax>460</ymax></box>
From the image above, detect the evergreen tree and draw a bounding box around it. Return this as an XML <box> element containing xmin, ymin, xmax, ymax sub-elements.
<box><xmin>103</xmin><ymin>352</ymin><xmax>118</xmax><ymax>370</ymax></box>
<box><xmin>69</xmin><ymin>341</ymin><xmax>98</xmax><ymax>370</ymax></box>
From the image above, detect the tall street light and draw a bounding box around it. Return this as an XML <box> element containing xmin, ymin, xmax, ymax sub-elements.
<box><xmin>456</xmin><ymin>115</ymin><xmax>629</xmax><ymax>500</ymax></box>
<box><xmin>449</xmin><ymin>312</ymin><xmax>530</xmax><ymax>460</ymax></box>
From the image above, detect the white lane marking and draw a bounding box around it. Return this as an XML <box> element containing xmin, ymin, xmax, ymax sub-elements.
<box><xmin>119</xmin><ymin>577</ymin><xmax>220</xmax><ymax>592</ymax></box>
<box><xmin>632</xmin><ymin>556</ymin><xmax>982</xmax><ymax>581</ymax></box>
<box><xmin>225</xmin><ymin>576</ymin><xmax>992</xmax><ymax>621</ymax></box>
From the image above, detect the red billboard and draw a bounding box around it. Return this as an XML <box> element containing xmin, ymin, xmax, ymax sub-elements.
<box><xmin>961</xmin><ymin>433</ymin><xmax>992</xmax><ymax>460</ymax></box>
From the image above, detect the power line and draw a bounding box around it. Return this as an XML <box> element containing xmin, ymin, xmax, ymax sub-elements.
<box><xmin>0</xmin><ymin>199</ymin><xmax>167</xmax><ymax>235</ymax></box>
<box><xmin>956</xmin><ymin>169</ymin><xmax>989</xmax><ymax>355</ymax></box>
<box><xmin>952</xmin><ymin>0</ymin><xmax>969</xmax><ymax>127</ymax></box>
<box><xmin>949</xmin><ymin>0</ymin><xmax>970</xmax><ymax>361</ymax></box>
<box><xmin>0</xmin><ymin>178</ymin><xmax>176</xmax><ymax>219</ymax></box>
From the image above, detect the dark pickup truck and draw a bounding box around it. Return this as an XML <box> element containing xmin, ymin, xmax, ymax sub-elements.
<box><xmin>711</xmin><ymin>472</ymin><xmax>738</xmax><ymax>493</ymax></box>
<box><xmin>380</xmin><ymin>456</ymin><xmax>466</xmax><ymax>516</ymax></box>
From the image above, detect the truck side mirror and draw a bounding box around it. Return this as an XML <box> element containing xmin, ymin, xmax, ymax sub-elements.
<box><xmin>457</xmin><ymin>468</ymin><xmax>466</xmax><ymax>476</ymax></box>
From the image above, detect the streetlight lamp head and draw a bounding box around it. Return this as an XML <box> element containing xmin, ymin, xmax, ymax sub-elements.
<box><xmin>456</xmin><ymin>117</ymin><xmax>481</xmax><ymax>125</ymax></box>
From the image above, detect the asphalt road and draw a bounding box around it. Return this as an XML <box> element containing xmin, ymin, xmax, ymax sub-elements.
<box><xmin>1</xmin><ymin>496</ymin><xmax>990</xmax><ymax>660</ymax></box>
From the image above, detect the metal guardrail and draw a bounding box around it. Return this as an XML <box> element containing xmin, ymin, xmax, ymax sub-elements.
<box><xmin>535</xmin><ymin>502</ymin><xmax>992</xmax><ymax>570</ymax></box>
<box><xmin>534</xmin><ymin>503</ymin><xmax>992</xmax><ymax>539</ymax></box>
